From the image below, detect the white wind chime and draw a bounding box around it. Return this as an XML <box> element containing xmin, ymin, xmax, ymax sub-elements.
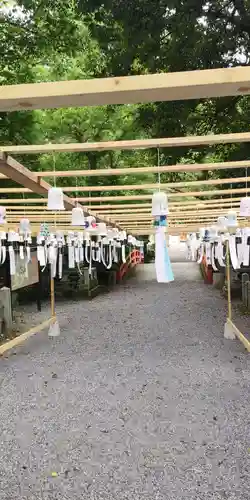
<box><xmin>197</xmin><ymin>170</ymin><xmax>250</xmax><ymax>273</ymax></box>
<box><xmin>194</xmin><ymin>180</ymin><xmax>250</xmax><ymax>345</ymax></box>
<box><xmin>0</xmin><ymin>171</ymin><xmax>143</xmax><ymax>338</ymax></box>
<box><xmin>151</xmin><ymin>149</ymin><xmax>174</xmax><ymax>283</ymax></box>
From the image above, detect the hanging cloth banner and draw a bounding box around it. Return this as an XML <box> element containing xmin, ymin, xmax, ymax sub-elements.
<box><xmin>242</xmin><ymin>229</ymin><xmax>250</xmax><ymax>266</ymax></box>
<box><xmin>197</xmin><ymin>243</ymin><xmax>204</xmax><ymax>264</ymax></box>
<box><xmin>229</xmin><ymin>235</ymin><xmax>239</xmax><ymax>270</ymax></box>
<box><xmin>215</xmin><ymin>240</ymin><xmax>225</xmax><ymax>267</ymax></box>
<box><xmin>155</xmin><ymin>226</ymin><xmax>174</xmax><ymax>283</ymax></box>
<box><xmin>205</xmin><ymin>242</ymin><xmax>212</xmax><ymax>265</ymax></box>
<box><xmin>211</xmin><ymin>244</ymin><xmax>218</xmax><ymax>272</ymax></box>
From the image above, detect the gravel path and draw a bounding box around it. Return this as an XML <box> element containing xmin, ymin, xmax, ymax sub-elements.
<box><xmin>0</xmin><ymin>258</ymin><xmax>250</xmax><ymax>500</ymax></box>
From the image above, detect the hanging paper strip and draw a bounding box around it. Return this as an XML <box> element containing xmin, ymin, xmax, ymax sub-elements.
<box><xmin>155</xmin><ymin>226</ymin><xmax>174</xmax><ymax>283</ymax></box>
<box><xmin>211</xmin><ymin>244</ymin><xmax>218</xmax><ymax>272</ymax></box>
<box><xmin>228</xmin><ymin>235</ymin><xmax>239</xmax><ymax>270</ymax></box>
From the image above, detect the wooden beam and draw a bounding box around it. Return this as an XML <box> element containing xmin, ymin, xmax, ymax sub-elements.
<box><xmin>74</xmin><ymin>189</ymin><xmax>245</xmax><ymax>202</ymax></box>
<box><xmin>0</xmin><ymin>154</ymin><xmax>120</xmax><ymax>228</ymax></box>
<box><xmin>1</xmin><ymin>67</ymin><xmax>250</xmax><ymax>112</ymax></box>
<box><xmin>3</xmin><ymin>132</ymin><xmax>250</xmax><ymax>154</ymax></box>
<box><xmin>84</xmin><ymin>199</ymin><xmax>242</xmax><ymax>210</ymax></box>
<box><xmin>93</xmin><ymin>202</ymin><xmax>240</xmax><ymax>214</ymax></box>
<box><xmin>17</xmin><ymin>158</ymin><xmax>250</xmax><ymax>177</ymax></box>
<box><xmin>0</xmin><ymin>153</ymin><xmax>75</xmax><ymax>210</ymax></box>
<box><xmin>2</xmin><ymin>176</ymin><xmax>249</xmax><ymax>194</ymax></box>
<box><xmin>0</xmin><ymin>198</ymin><xmax>48</xmax><ymax>204</ymax></box>
<box><xmin>6</xmin><ymin>201</ymin><xmax>240</xmax><ymax>215</ymax></box>
<box><xmin>0</xmin><ymin>196</ymin><xmax>244</xmax><ymax>207</ymax></box>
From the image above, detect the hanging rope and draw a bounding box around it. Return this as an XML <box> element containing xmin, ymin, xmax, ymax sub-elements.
<box><xmin>75</xmin><ymin>175</ymin><xmax>78</xmax><ymax>206</ymax></box>
<box><xmin>157</xmin><ymin>147</ymin><xmax>161</xmax><ymax>191</ymax></box>
<box><xmin>23</xmin><ymin>192</ymin><xmax>26</xmax><ymax>216</ymax></box>
<box><xmin>53</xmin><ymin>152</ymin><xmax>56</xmax><ymax>188</ymax></box>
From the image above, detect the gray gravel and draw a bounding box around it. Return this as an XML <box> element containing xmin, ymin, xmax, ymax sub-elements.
<box><xmin>0</xmin><ymin>257</ymin><xmax>250</xmax><ymax>500</ymax></box>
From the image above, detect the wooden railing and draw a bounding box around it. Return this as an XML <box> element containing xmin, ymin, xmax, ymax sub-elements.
<box><xmin>117</xmin><ymin>250</ymin><xmax>142</xmax><ymax>282</ymax></box>
<box><xmin>200</xmin><ymin>255</ymin><xmax>213</xmax><ymax>284</ymax></box>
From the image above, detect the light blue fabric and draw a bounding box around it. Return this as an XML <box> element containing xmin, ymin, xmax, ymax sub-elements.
<box><xmin>164</xmin><ymin>238</ymin><xmax>174</xmax><ymax>282</ymax></box>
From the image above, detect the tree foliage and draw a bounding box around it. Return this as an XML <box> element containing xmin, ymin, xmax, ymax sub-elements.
<box><xmin>1</xmin><ymin>0</ymin><xmax>250</xmax><ymax>201</ymax></box>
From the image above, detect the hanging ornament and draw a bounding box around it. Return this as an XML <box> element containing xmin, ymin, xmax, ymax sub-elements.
<box><xmin>239</xmin><ymin>167</ymin><xmax>250</xmax><ymax>216</ymax></box>
<box><xmin>47</xmin><ymin>187</ymin><xmax>65</xmax><ymax>211</ymax></box>
<box><xmin>19</xmin><ymin>218</ymin><xmax>31</xmax><ymax>234</ymax></box>
<box><xmin>71</xmin><ymin>206</ymin><xmax>85</xmax><ymax>226</ymax></box>
<box><xmin>209</xmin><ymin>226</ymin><xmax>218</xmax><ymax>242</ymax></box>
<box><xmin>97</xmin><ymin>222</ymin><xmax>107</xmax><ymax>236</ymax></box>
<box><xmin>40</xmin><ymin>222</ymin><xmax>50</xmax><ymax>238</ymax></box>
<box><xmin>226</xmin><ymin>210</ymin><xmax>238</xmax><ymax>231</ymax></box>
<box><xmin>217</xmin><ymin>216</ymin><xmax>227</xmax><ymax>232</ymax></box>
<box><xmin>240</xmin><ymin>197</ymin><xmax>250</xmax><ymax>217</ymax></box>
<box><xmin>151</xmin><ymin>192</ymin><xmax>168</xmax><ymax>218</ymax></box>
<box><xmin>85</xmin><ymin>215</ymin><xmax>96</xmax><ymax>231</ymax></box>
<box><xmin>0</xmin><ymin>207</ymin><xmax>6</xmax><ymax>225</ymax></box>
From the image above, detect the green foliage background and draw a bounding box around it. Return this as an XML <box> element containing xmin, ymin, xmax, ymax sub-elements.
<box><xmin>1</xmin><ymin>0</ymin><xmax>250</xmax><ymax>203</ymax></box>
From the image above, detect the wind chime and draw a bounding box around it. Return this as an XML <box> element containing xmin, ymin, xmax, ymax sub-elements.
<box><xmin>151</xmin><ymin>148</ymin><xmax>174</xmax><ymax>283</ymax></box>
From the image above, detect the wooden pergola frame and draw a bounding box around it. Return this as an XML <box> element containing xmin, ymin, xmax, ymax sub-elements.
<box><xmin>2</xmin><ymin>66</ymin><xmax>250</xmax><ymax>354</ymax></box>
<box><xmin>1</xmin><ymin>65</ymin><xmax>250</xmax><ymax>233</ymax></box>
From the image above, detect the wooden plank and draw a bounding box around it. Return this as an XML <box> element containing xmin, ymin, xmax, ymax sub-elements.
<box><xmin>84</xmin><ymin>199</ymin><xmax>241</xmax><ymax>210</ymax></box>
<box><xmin>1</xmin><ymin>67</ymin><xmax>250</xmax><ymax>112</ymax></box>
<box><xmin>0</xmin><ymin>196</ymin><xmax>243</xmax><ymax>207</ymax></box>
<box><xmin>0</xmin><ymin>318</ymin><xmax>54</xmax><ymax>356</ymax></box>
<box><xmin>3</xmin><ymin>132</ymin><xmax>250</xmax><ymax>154</ymax></box>
<box><xmin>8</xmin><ymin>159</ymin><xmax>250</xmax><ymax>177</ymax></box>
<box><xmin>92</xmin><ymin>203</ymin><xmax>240</xmax><ymax>214</ymax></box>
<box><xmin>2</xmin><ymin>175</ymin><xmax>249</xmax><ymax>194</ymax></box>
<box><xmin>0</xmin><ymin>198</ymin><xmax>48</xmax><ymax>204</ymax></box>
<box><xmin>74</xmin><ymin>189</ymin><xmax>249</xmax><ymax>202</ymax></box>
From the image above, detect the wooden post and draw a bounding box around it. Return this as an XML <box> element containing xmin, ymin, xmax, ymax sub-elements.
<box><xmin>50</xmin><ymin>269</ymin><xmax>55</xmax><ymax>318</ymax></box>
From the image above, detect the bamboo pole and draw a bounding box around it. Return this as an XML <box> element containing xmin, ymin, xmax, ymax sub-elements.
<box><xmin>0</xmin><ymin>318</ymin><xmax>54</xmax><ymax>356</ymax></box>
<box><xmin>50</xmin><ymin>275</ymin><xmax>55</xmax><ymax>318</ymax></box>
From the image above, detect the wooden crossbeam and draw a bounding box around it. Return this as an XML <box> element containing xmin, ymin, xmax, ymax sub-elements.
<box><xmin>1</xmin><ymin>198</ymin><xmax>241</xmax><ymax>208</ymax></box>
<box><xmin>93</xmin><ymin>203</ymin><xmax>240</xmax><ymax>214</ymax></box>
<box><xmin>6</xmin><ymin>201</ymin><xmax>240</xmax><ymax>215</ymax></box>
<box><xmin>0</xmin><ymin>154</ymin><xmax>120</xmax><ymax>228</ymax></box>
<box><xmin>85</xmin><ymin>188</ymin><xmax>250</xmax><ymax>201</ymax></box>
<box><xmin>85</xmin><ymin>198</ymin><xmax>242</xmax><ymax>210</ymax></box>
<box><xmin>1</xmin><ymin>67</ymin><xmax>250</xmax><ymax>112</ymax></box>
<box><xmin>2</xmin><ymin>132</ymin><xmax>250</xmax><ymax>154</ymax></box>
<box><xmin>1</xmin><ymin>175</ymin><xmax>250</xmax><ymax>194</ymax></box>
<box><xmin>5</xmin><ymin>212</ymin><xmax>229</xmax><ymax>222</ymax></box>
<box><xmin>2</xmin><ymin>159</ymin><xmax>249</xmax><ymax>178</ymax></box>
<box><xmin>0</xmin><ymin>153</ymin><xmax>75</xmax><ymax>210</ymax></box>
<box><xmin>2</xmin><ymin>190</ymin><xmax>244</xmax><ymax>205</ymax></box>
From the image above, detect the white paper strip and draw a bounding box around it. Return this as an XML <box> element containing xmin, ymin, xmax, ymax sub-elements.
<box><xmin>229</xmin><ymin>235</ymin><xmax>239</xmax><ymax>270</ymax></box>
